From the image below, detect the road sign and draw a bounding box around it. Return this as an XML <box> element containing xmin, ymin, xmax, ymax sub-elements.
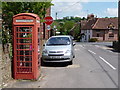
<box><xmin>44</xmin><ymin>16</ymin><xmax>53</xmax><ymax>25</ymax></box>
<box><xmin>47</xmin><ymin>25</ymin><xmax>51</xmax><ymax>31</ymax></box>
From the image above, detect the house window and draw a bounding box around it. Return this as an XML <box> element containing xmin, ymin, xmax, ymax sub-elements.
<box><xmin>89</xmin><ymin>35</ymin><xmax>90</xmax><ymax>39</ymax></box>
<box><xmin>89</xmin><ymin>30</ymin><xmax>90</xmax><ymax>33</ymax></box>
<box><xmin>109</xmin><ymin>29</ymin><xmax>114</xmax><ymax>33</ymax></box>
<box><xmin>109</xmin><ymin>33</ymin><xmax>114</xmax><ymax>37</ymax></box>
<box><xmin>96</xmin><ymin>30</ymin><xmax>100</xmax><ymax>33</ymax></box>
<box><xmin>85</xmin><ymin>36</ymin><xmax>87</xmax><ymax>40</ymax></box>
<box><xmin>97</xmin><ymin>33</ymin><xmax>100</xmax><ymax>37</ymax></box>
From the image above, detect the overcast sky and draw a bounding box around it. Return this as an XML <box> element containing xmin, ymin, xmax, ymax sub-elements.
<box><xmin>51</xmin><ymin>0</ymin><xmax>118</xmax><ymax>20</ymax></box>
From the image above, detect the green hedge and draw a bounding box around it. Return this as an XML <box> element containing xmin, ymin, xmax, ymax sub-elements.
<box><xmin>89</xmin><ymin>38</ymin><xmax>98</xmax><ymax>42</ymax></box>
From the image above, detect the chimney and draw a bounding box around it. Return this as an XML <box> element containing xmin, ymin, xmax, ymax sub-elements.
<box><xmin>87</xmin><ymin>14</ymin><xmax>94</xmax><ymax>20</ymax></box>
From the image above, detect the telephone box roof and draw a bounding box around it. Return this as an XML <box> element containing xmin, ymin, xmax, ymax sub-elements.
<box><xmin>13</xmin><ymin>13</ymin><xmax>39</xmax><ymax>18</ymax></box>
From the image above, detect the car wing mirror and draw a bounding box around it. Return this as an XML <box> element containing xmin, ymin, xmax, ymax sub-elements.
<box><xmin>43</xmin><ymin>43</ymin><xmax>45</xmax><ymax>46</ymax></box>
<box><xmin>73</xmin><ymin>42</ymin><xmax>76</xmax><ymax>46</ymax></box>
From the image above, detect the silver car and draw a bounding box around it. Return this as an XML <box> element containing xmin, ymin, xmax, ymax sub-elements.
<box><xmin>42</xmin><ymin>35</ymin><xmax>75</xmax><ymax>64</ymax></box>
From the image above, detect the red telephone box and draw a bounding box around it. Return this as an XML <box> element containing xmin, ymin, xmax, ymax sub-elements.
<box><xmin>13</xmin><ymin>13</ymin><xmax>41</xmax><ymax>79</ymax></box>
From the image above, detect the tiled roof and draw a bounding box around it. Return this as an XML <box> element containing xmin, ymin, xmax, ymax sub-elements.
<box><xmin>92</xmin><ymin>18</ymin><xmax>118</xmax><ymax>29</ymax></box>
<box><xmin>81</xmin><ymin>18</ymin><xmax>118</xmax><ymax>30</ymax></box>
<box><xmin>81</xmin><ymin>18</ymin><xmax>98</xmax><ymax>30</ymax></box>
<box><xmin>81</xmin><ymin>20</ymin><xmax>87</xmax><ymax>29</ymax></box>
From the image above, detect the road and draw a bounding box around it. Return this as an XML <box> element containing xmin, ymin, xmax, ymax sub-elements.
<box><xmin>7</xmin><ymin>42</ymin><xmax>118</xmax><ymax>88</ymax></box>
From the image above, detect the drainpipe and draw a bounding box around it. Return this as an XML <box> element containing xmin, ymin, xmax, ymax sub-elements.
<box><xmin>118</xmin><ymin>1</ymin><xmax>120</xmax><ymax>43</ymax></box>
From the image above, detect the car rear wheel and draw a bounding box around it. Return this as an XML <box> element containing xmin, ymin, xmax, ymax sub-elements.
<box><xmin>41</xmin><ymin>57</ymin><xmax>45</xmax><ymax>66</ymax></box>
<box><xmin>73</xmin><ymin>55</ymin><xmax>75</xmax><ymax>58</ymax></box>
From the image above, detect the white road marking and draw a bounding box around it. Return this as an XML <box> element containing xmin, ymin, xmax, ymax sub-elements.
<box><xmin>95</xmin><ymin>45</ymin><xmax>100</xmax><ymax>48</ymax></box>
<box><xmin>88</xmin><ymin>50</ymin><xmax>96</xmax><ymax>55</ymax></box>
<box><xmin>108</xmin><ymin>50</ymin><xmax>118</xmax><ymax>54</ymax></box>
<box><xmin>75</xmin><ymin>49</ymin><xmax>78</xmax><ymax>51</ymax></box>
<box><xmin>99</xmin><ymin>56</ymin><xmax>116</xmax><ymax>70</ymax></box>
<box><xmin>81</xmin><ymin>46</ymin><xmax>85</xmax><ymax>48</ymax></box>
<box><xmin>79</xmin><ymin>45</ymin><xmax>84</xmax><ymax>48</ymax></box>
<box><xmin>78</xmin><ymin>45</ymin><xmax>85</xmax><ymax>49</ymax></box>
<box><xmin>109</xmin><ymin>50</ymin><xmax>113</xmax><ymax>53</ymax></box>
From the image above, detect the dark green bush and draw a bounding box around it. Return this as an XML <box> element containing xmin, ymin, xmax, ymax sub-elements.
<box><xmin>113</xmin><ymin>41</ymin><xmax>120</xmax><ymax>52</ymax></box>
<box><xmin>76</xmin><ymin>36</ymin><xmax>81</xmax><ymax>42</ymax></box>
<box><xmin>89</xmin><ymin>38</ymin><xmax>98</xmax><ymax>42</ymax></box>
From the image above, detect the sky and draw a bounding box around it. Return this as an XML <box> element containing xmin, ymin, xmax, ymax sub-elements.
<box><xmin>51</xmin><ymin>0</ymin><xmax>118</xmax><ymax>20</ymax></box>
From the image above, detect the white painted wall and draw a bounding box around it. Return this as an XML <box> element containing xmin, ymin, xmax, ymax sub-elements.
<box><xmin>80</xmin><ymin>30</ymin><xmax>92</xmax><ymax>42</ymax></box>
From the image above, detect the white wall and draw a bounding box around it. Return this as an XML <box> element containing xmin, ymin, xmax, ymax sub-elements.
<box><xmin>81</xmin><ymin>30</ymin><xmax>92</xmax><ymax>42</ymax></box>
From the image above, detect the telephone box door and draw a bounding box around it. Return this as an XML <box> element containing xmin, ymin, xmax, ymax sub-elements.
<box><xmin>14</xmin><ymin>26</ymin><xmax>34</xmax><ymax>79</ymax></box>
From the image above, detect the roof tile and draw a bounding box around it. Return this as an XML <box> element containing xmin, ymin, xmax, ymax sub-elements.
<box><xmin>81</xmin><ymin>18</ymin><xmax>118</xmax><ymax>30</ymax></box>
<box><xmin>92</xmin><ymin>18</ymin><xmax>118</xmax><ymax>29</ymax></box>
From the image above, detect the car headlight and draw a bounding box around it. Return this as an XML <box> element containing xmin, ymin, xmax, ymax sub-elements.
<box><xmin>42</xmin><ymin>49</ymin><xmax>48</xmax><ymax>54</ymax></box>
<box><xmin>65</xmin><ymin>50</ymin><xmax>71</xmax><ymax>54</ymax></box>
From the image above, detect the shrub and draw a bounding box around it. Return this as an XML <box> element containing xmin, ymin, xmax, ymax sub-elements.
<box><xmin>76</xmin><ymin>36</ymin><xmax>81</xmax><ymax>42</ymax></box>
<box><xmin>113</xmin><ymin>41</ymin><xmax>120</xmax><ymax>52</ymax></box>
<box><xmin>89</xmin><ymin>38</ymin><xmax>98</xmax><ymax>42</ymax></box>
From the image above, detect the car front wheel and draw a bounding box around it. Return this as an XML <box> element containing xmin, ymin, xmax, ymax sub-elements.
<box><xmin>68</xmin><ymin>61</ymin><xmax>73</xmax><ymax>65</ymax></box>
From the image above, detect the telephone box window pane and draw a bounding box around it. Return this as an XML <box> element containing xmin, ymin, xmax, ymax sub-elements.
<box><xmin>17</xmin><ymin>27</ymin><xmax>32</xmax><ymax>32</ymax></box>
<box><xmin>17</xmin><ymin>45</ymin><xmax>32</xmax><ymax>49</ymax></box>
<box><xmin>16</xmin><ymin>27</ymin><xmax>19</xmax><ymax>32</ymax></box>
<box><xmin>25</xmin><ymin>62</ymin><xmax>32</xmax><ymax>67</ymax></box>
<box><xmin>25</xmin><ymin>51</ymin><xmax>32</xmax><ymax>55</ymax></box>
<box><xmin>38</xmin><ymin>39</ymin><xmax>40</xmax><ymax>44</ymax></box>
<box><xmin>17</xmin><ymin>68</ymin><xmax>32</xmax><ymax>73</ymax></box>
<box><xmin>17</xmin><ymin>50</ymin><xmax>32</xmax><ymax>55</ymax></box>
<box><xmin>38</xmin><ymin>28</ymin><xmax>40</xmax><ymax>53</ymax></box>
<box><xmin>17</xmin><ymin>56</ymin><xmax>32</xmax><ymax>61</ymax></box>
<box><xmin>17</xmin><ymin>62</ymin><xmax>32</xmax><ymax>67</ymax></box>
<box><xmin>25</xmin><ymin>56</ymin><xmax>32</xmax><ymax>61</ymax></box>
<box><xmin>38</xmin><ymin>54</ymin><xmax>40</xmax><ymax>67</ymax></box>
<box><xmin>17</xmin><ymin>39</ymin><xmax>32</xmax><ymax>43</ymax></box>
<box><xmin>17</xmin><ymin>33</ymin><xmax>32</xmax><ymax>38</ymax></box>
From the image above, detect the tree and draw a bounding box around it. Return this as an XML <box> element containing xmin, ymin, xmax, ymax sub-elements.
<box><xmin>74</xmin><ymin>22</ymin><xmax>81</xmax><ymax>40</ymax></box>
<box><xmin>70</xmin><ymin>16</ymin><xmax>74</xmax><ymax>20</ymax></box>
<box><xmin>63</xmin><ymin>21</ymin><xmax>75</xmax><ymax>35</ymax></box>
<box><xmin>74</xmin><ymin>17</ymin><xmax>81</xmax><ymax>22</ymax></box>
<box><xmin>105</xmin><ymin>17</ymin><xmax>108</xmax><ymax>18</ymax></box>
<box><xmin>53</xmin><ymin>16</ymin><xmax>84</xmax><ymax>39</ymax></box>
<box><xmin>81</xmin><ymin>17</ymin><xmax>86</xmax><ymax>20</ymax></box>
<box><xmin>2</xmin><ymin>2</ymin><xmax>53</xmax><ymax>44</ymax></box>
<box><xmin>59</xmin><ymin>22</ymin><xmax>65</xmax><ymax>35</ymax></box>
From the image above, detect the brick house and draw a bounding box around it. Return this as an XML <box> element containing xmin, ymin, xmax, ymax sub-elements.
<box><xmin>40</xmin><ymin>7</ymin><xmax>51</xmax><ymax>40</ymax></box>
<box><xmin>81</xmin><ymin>14</ymin><xmax>118</xmax><ymax>42</ymax></box>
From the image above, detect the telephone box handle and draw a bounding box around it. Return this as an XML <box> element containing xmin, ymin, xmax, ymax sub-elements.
<box><xmin>32</xmin><ymin>49</ymin><xmax>34</xmax><ymax>52</ymax></box>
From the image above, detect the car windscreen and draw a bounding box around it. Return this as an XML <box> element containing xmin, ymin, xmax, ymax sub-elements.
<box><xmin>46</xmin><ymin>37</ymin><xmax>70</xmax><ymax>46</ymax></box>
